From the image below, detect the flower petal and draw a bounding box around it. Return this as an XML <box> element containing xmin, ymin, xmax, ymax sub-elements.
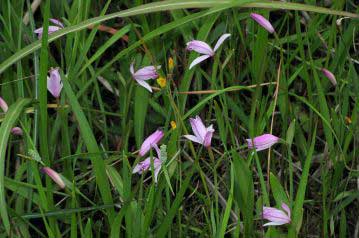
<box><xmin>49</xmin><ymin>18</ymin><xmax>64</xmax><ymax>28</ymax></box>
<box><xmin>134</xmin><ymin>66</ymin><xmax>159</xmax><ymax>80</ymax></box>
<box><xmin>130</xmin><ymin>62</ymin><xmax>135</xmax><ymax>75</ymax></box>
<box><xmin>186</xmin><ymin>40</ymin><xmax>214</xmax><ymax>55</ymax></box>
<box><xmin>136</xmin><ymin>79</ymin><xmax>153</xmax><ymax>92</ymax></box>
<box><xmin>183</xmin><ymin>135</ymin><xmax>202</xmax><ymax>145</ymax></box>
<box><xmin>0</xmin><ymin>97</ymin><xmax>9</xmax><ymax>112</ymax></box>
<box><xmin>11</xmin><ymin>127</ymin><xmax>23</xmax><ymax>135</ymax></box>
<box><xmin>263</xmin><ymin>221</ymin><xmax>288</xmax><ymax>227</ymax></box>
<box><xmin>213</xmin><ymin>33</ymin><xmax>231</xmax><ymax>52</ymax></box>
<box><xmin>41</xmin><ymin>167</ymin><xmax>66</xmax><ymax>189</ymax></box>
<box><xmin>139</xmin><ymin>130</ymin><xmax>164</xmax><ymax>156</ymax></box>
<box><xmin>190</xmin><ymin>116</ymin><xmax>207</xmax><ymax>140</ymax></box>
<box><xmin>281</xmin><ymin>203</ymin><xmax>291</xmax><ymax>218</ymax></box>
<box><xmin>189</xmin><ymin>55</ymin><xmax>211</xmax><ymax>69</ymax></box>
<box><xmin>47</xmin><ymin>68</ymin><xmax>63</xmax><ymax>98</ymax></box>
<box><xmin>203</xmin><ymin>125</ymin><xmax>214</xmax><ymax>147</ymax></box>
<box><xmin>250</xmin><ymin>13</ymin><xmax>275</xmax><ymax>34</ymax></box>
<box><xmin>321</xmin><ymin>68</ymin><xmax>337</xmax><ymax>86</ymax></box>
<box><xmin>246</xmin><ymin>134</ymin><xmax>280</xmax><ymax>152</ymax></box>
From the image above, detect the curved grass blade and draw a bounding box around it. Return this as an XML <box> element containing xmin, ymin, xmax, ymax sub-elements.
<box><xmin>0</xmin><ymin>0</ymin><xmax>357</xmax><ymax>74</ymax></box>
<box><xmin>0</xmin><ymin>98</ymin><xmax>32</xmax><ymax>234</ymax></box>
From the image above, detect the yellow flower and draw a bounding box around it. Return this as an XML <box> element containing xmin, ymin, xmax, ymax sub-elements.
<box><xmin>345</xmin><ymin>116</ymin><xmax>352</xmax><ymax>125</ymax></box>
<box><xmin>157</xmin><ymin>77</ymin><xmax>167</xmax><ymax>88</ymax></box>
<box><xmin>170</xmin><ymin>121</ymin><xmax>177</xmax><ymax>129</ymax></box>
<box><xmin>168</xmin><ymin>57</ymin><xmax>174</xmax><ymax>71</ymax></box>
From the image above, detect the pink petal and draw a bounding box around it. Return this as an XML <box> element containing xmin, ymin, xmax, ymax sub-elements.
<box><xmin>186</xmin><ymin>40</ymin><xmax>214</xmax><ymax>56</ymax></box>
<box><xmin>130</xmin><ymin>62</ymin><xmax>135</xmax><ymax>75</ymax></box>
<box><xmin>246</xmin><ymin>134</ymin><xmax>280</xmax><ymax>152</ymax></box>
<box><xmin>0</xmin><ymin>97</ymin><xmax>9</xmax><ymax>112</ymax></box>
<box><xmin>263</xmin><ymin>221</ymin><xmax>288</xmax><ymax>227</ymax></box>
<box><xmin>11</xmin><ymin>127</ymin><xmax>23</xmax><ymax>135</ymax></box>
<box><xmin>139</xmin><ymin>130</ymin><xmax>164</xmax><ymax>156</ymax></box>
<box><xmin>41</xmin><ymin>167</ymin><xmax>65</xmax><ymax>189</ymax></box>
<box><xmin>281</xmin><ymin>203</ymin><xmax>291</xmax><ymax>218</ymax></box>
<box><xmin>190</xmin><ymin>116</ymin><xmax>207</xmax><ymax>140</ymax></box>
<box><xmin>203</xmin><ymin>125</ymin><xmax>214</xmax><ymax>147</ymax></box>
<box><xmin>134</xmin><ymin>66</ymin><xmax>160</xmax><ymax>80</ymax></box>
<box><xmin>262</xmin><ymin>206</ymin><xmax>291</xmax><ymax>224</ymax></box>
<box><xmin>183</xmin><ymin>135</ymin><xmax>202</xmax><ymax>144</ymax></box>
<box><xmin>136</xmin><ymin>79</ymin><xmax>153</xmax><ymax>92</ymax></box>
<box><xmin>49</xmin><ymin>18</ymin><xmax>64</xmax><ymax>28</ymax></box>
<box><xmin>321</xmin><ymin>68</ymin><xmax>337</xmax><ymax>86</ymax></box>
<box><xmin>47</xmin><ymin>68</ymin><xmax>63</xmax><ymax>98</ymax></box>
<box><xmin>213</xmin><ymin>33</ymin><xmax>231</xmax><ymax>52</ymax></box>
<box><xmin>250</xmin><ymin>13</ymin><xmax>275</xmax><ymax>34</ymax></box>
<box><xmin>189</xmin><ymin>55</ymin><xmax>211</xmax><ymax>69</ymax></box>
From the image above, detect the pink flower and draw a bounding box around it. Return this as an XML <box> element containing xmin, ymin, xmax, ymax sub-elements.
<box><xmin>139</xmin><ymin>129</ymin><xmax>164</xmax><ymax>157</ymax></box>
<box><xmin>0</xmin><ymin>96</ymin><xmax>9</xmax><ymax>112</ymax></box>
<box><xmin>246</xmin><ymin>134</ymin><xmax>280</xmax><ymax>152</ymax></box>
<box><xmin>130</xmin><ymin>62</ymin><xmax>161</xmax><ymax>93</ymax></box>
<box><xmin>184</xmin><ymin>116</ymin><xmax>214</xmax><ymax>147</ymax></box>
<box><xmin>47</xmin><ymin>68</ymin><xmax>63</xmax><ymax>98</ymax></box>
<box><xmin>250</xmin><ymin>13</ymin><xmax>275</xmax><ymax>34</ymax></box>
<box><xmin>133</xmin><ymin>144</ymin><xmax>162</xmax><ymax>183</ymax></box>
<box><xmin>262</xmin><ymin>203</ymin><xmax>291</xmax><ymax>226</ymax></box>
<box><xmin>41</xmin><ymin>167</ymin><xmax>66</xmax><ymax>189</ymax></box>
<box><xmin>186</xmin><ymin>33</ymin><xmax>231</xmax><ymax>69</ymax></box>
<box><xmin>321</xmin><ymin>68</ymin><xmax>337</xmax><ymax>86</ymax></box>
<box><xmin>10</xmin><ymin>127</ymin><xmax>23</xmax><ymax>135</ymax></box>
<box><xmin>34</xmin><ymin>18</ymin><xmax>64</xmax><ymax>39</ymax></box>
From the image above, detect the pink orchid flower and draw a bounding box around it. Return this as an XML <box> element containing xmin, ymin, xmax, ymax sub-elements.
<box><xmin>186</xmin><ymin>33</ymin><xmax>231</xmax><ymax>69</ymax></box>
<box><xmin>246</xmin><ymin>134</ymin><xmax>280</xmax><ymax>152</ymax></box>
<box><xmin>0</xmin><ymin>96</ymin><xmax>23</xmax><ymax>135</ymax></box>
<box><xmin>139</xmin><ymin>129</ymin><xmax>164</xmax><ymax>157</ymax></box>
<box><xmin>41</xmin><ymin>167</ymin><xmax>66</xmax><ymax>189</ymax></box>
<box><xmin>133</xmin><ymin>144</ymin><xmax>162</xmax><ymax>183</ymax></box>
<box><xmin>250</xmin><ymin>13</ymin><xmax>275</xmax><ymax>34</ymax></box>
<box><xmin>47</xmin><ymin>68</ymin><xmax>63</xmax><ymax>98</ymax></box>
<box><xmin>34</xmin><ymin>18</ymin><xmax>64</xmax><ymax>39</ymax></box>
<box><xmin>130</xmin><ymin>62</ymin><xmax>161</xmax><ymax>93</ymax></box>
<box><xmin>184</xmin><ymin>116</ymin><xmax>214</xmax><ymax>147</ymax></box>
<box><xmin>262</xmin><ymin>203</ymin><xmax>291</xmax><ymax>226</ymax></box>
<box><xmin>321</xmin><ymin>68</ymin><xmax>337</xmax><ymax>86</ymax></box>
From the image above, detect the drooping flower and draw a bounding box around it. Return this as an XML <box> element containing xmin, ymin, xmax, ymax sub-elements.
<box><xmin>262</xmin><ymin>203</ymin><xmax>291</xmax><ymax>226</ymax></box>
<box><xmin>246</xmin><ymin>134</ymin><xmax>280</xmax><ymax>152</ymax></box>
<box><xmin>184</xmin><ymin>116</ymin><xmax>214</xmax><ymax>147</ymax></box>
<box><xmin>47</xmin><ymin>68</ymin><xmax>63</xmax><ymax>98</ymax></box>
<box><xmin>139</xmin><ymin>129</ymin><xmax>164</xmax><ymax>157</ymax></box>
<box><xmin>321</xmin><ymin>68</ymin><xmax>337</xmax><ymax>86</ymax></box>
<box><xmin>250</xmin><ymin>13</ymin><xmax>275</xmax><ymax>34</ymax></box>
<box><xmin>130</xmin><ymin>62</ymin><xmax>161</xmax><ymax>93</ymax></box>
<box><xmin>133</xmin><ymin>144</ymin><xmax>162</xmax><ymax>183</ymax></box>
<box><xmin>41</xmin><ymin>167</ymin><xmax>66</xmax><ymax>189</ymax></box>
<box><xmin>170</xmin><ymin>121</ymin><xmax>177</xmax><ymax>130</ymax></box>
<box><xmin>11</xmin><ymin>127</ymin><xmax>23</xmax><ymax>135</ymax></box>
<box><xmin>0</xmin><ymin>96</ymin><xmax>9</xmax><ymax>112</ymax></box>
<box><xmin>186</xmin><ymin>33</ymin><xmax>231</xmax><ymax>69</ymax></box>
<box><xmin>34</xmin><ymin>18</ymin><xmax>64</xmax><ymax>38</ymax></box>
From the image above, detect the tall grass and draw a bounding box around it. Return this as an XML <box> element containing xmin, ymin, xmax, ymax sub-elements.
<box><xmin>0</xmin><ymin>0</ymin><xmax>358</xmax><ymax>237</ymax></box>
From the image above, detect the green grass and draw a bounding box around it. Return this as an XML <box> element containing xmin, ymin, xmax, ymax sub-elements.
<box><xmin>0</xmin><ymin>0</ymin><xmax>358</xmax><ymax>237</ymax></box>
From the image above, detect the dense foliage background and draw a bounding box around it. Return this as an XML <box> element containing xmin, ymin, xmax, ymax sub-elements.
<box><xmin>0</xmin><ymin>0</ymin><xmax>358</xmax><ymax>237</ymax></box>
